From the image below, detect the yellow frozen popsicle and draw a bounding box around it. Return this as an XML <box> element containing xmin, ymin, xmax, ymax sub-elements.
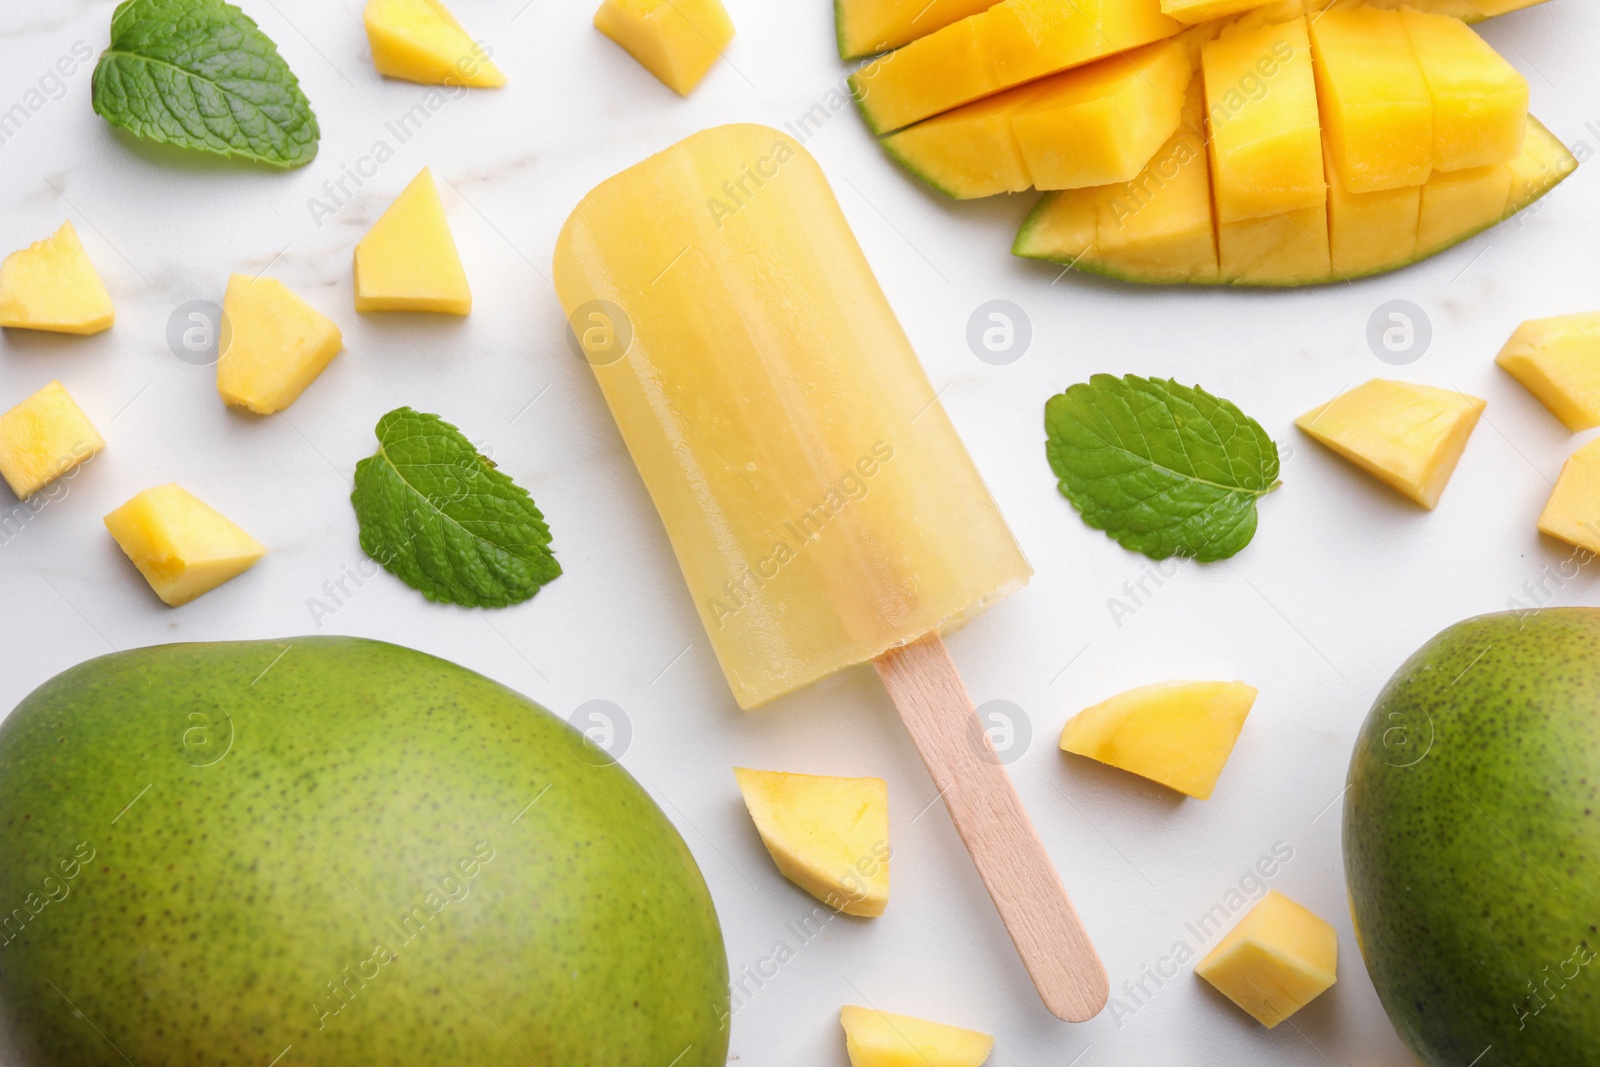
<box><xmin>554</xmin><ymin>125</ymin><xmax>1030</xmax><ymax>710</ymax></box>
<box><xmin>554</xmin><ymin>124</ymin><xmax>1107</xmax><ymax>1022</ymax></box>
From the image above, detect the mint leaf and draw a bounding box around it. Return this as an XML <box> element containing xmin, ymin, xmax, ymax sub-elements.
<box><xmin>1045</xmin><ymin>375</ymin><xmax>1279</xmax><ymax>562</ymax></box>
<box><xmin>352</xmin><ymin>408</ymin><xmax>561</xmax><ymax>608</ymax></box>
<box><xmin>92</xmin><ymin>0</ymin><xmax>319</xmax><ymax>167</ymax></box>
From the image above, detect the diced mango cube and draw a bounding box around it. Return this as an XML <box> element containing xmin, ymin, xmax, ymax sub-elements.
<box><xmin>1309</xmin><ymin>7</ymin><xmax>1434</xmax><ymax>193</ymax></box>
<box><xmin>104</xmin><ymin>485</ymin><xmax>265</xmax><ymax>607</ymax></box>
<box><xmin>0</xmin><ymin>221</ymin><xmax>114</xmax><ymax>336</ymax></box>
<box><xmin>354</xmin><ymin>168</ymin><xmax>471</xmax><ymax>314</ymax></box>
<box><xmin>840</xmin><ymin>1005</ymin><xmax>994</xmax><ymax>1067</ymax></box>
<box><xmin>1402</xmin><ymin>8</ymin><xmax>1527</xmax><ymax>173</ymax></box>
<box><xmin>1202</xmin><ymin>17</ymin><xmax>1325</xmax><ymax>222</ymax></box>
<box><xmin>1011</xmin><ymin>37</ymin><xmax>1193</xmax><ymax>190</ymax></box>
<box><xmin>1217</xmin><ymin>203</ymin><xmax>1330</xmax><ymax>286</ymax></box>
<box><xmin>1162</xmin><ymin>0</ymin><xmax>1275</xmax><ymax>23</ymax></box>
<box><xmin>1094</xmin><ymin>76</ymin><xmax>1218</xmax><ymax>283</ymax></box>
<box><xmin>1498</xmin><ymin>312</ymin><xmax>1600</xmax><ymax>431</ymax></box>
<box><xmin>216</xmin><ymin>275</ymin><xmax>344</xmax><ymax>414</ymax></box>
<box><xmin>1325</xmin><ymin>139</ymin><xmax>1419</xmax><ymax>279</ymax></box>
<box><xmin>1416</xmin><ymin>160</ymin><xmax>1512</xmax><ymax>258</ymax></box>
<box><xmin>735</xmin><ymin>768</ymin><xmax>889</xmax><ymax>917</ymax></box>
<box><xmin>364</xmin><ymin>0</ymin><xmax>505</xmax><ymax>87</ymax></box>
<box><xmin>1196</xmin><ymin>890</ymin><xmax>1337</xmax><ymax>1027</ymax></box>
<box><xmin>1538</xmin><ymin>438</ymin><xmax>1600</xmax><ymax>552</ymax></box>
<box><xmin>880</xmin><ymin>80</ymin><xmax>1043</xmax><ymax>199</ymax></box>
<box><xmin>595</xmin><ymin>0</ymin><xmax>734</xmax><ymax>96</ymax></box>
<box><xmin>1060</xmin><ymin>680</ymin><xmax>1257</xmax><ymax>799</ymax></box>
<box><xmin>0</xmin><ymin>381</ymin><xmax>104</xmax><ymax>499</ymax></box>
<box><xmin>1297</xmin><ymin>380</ymin><xmax>1485</xmax><ymax>509</ymax></box>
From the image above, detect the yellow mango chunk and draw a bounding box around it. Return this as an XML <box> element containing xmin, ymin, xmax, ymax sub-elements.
<box><xmin>1202</xmin><ymin>17</ymin><xmax>1325</xmax><ymax>222</ymax></box>
<box><xmin>364</xmin><ymin>0</ymin><xmax>505</xmax><ymax>87</ymax></box>
<box><xmin>1402</xmin><ymin>9</ymin><xmax>1526</xmax><ymax>174</ymax></box>
<box><xmin>0</xmin><ymin>221</ymin><xmax>113</xmax><ymax>336</ymax></box>
<box><xmin>1539</xmin><ymin>438</ymin><xmax>1600</xmax><ymax>552</ymax></box>
<box><xmin>735</xmin><ymin>768</ymin><xmax>889</xmax><ymax>917</ymax></box>
<box><xmin>880</xmin><ymin>81</ymin><xmax>1044</xmax><ymax>199</ymax></box>
<box><xmin>354</xmin><ymin>168</ymin><xmax>470</xmax><ymax>314</ymax></box>
<box><xmin>851</xmin><ymin>0</ymin><xmax>1182</xmax><ymax>134</ymax></box>
<box><xmin>1326</xmin><ymin>140</ymin><xmax>1419</xmax><ymax>279</ymax></box>
<box><xmin>1060</xmin><ymin>680</ymin><xmax>1257</xmax><ymax>799</ymax></box>
<box><xmin>1093</xmin><ymin>75</ymin><xmax>1218</xmax><ymax>282</ymax></box>
<box><xmin>1309</xmin><ymin>7</ymin><xmax>1433</xmax><ymax>193</ymax></box>
<box><xmin>1012</xmin><ymin>37</ymin><xmax>1193</xmax><ymax>190</ymax></box>
<box><xmin>1416</xmin><ymin>160</ymin><xmax>1512</xmax><ymax>258</ymax></box>
<box><xmin>104</xmin><ymin>485</ymin><xmax>265</xmax><ymax>607</ymax></box>
<box><xmin>840</xmin><ymin>1005</ymin><xmax>994</xmax><ymax>1067</ymax></box>
<box><xmin>0</xmin><ymin>381</ymin><xmax>103</xmax><ymax>500</ymax></box>
<box><xmin>216</xmin><ymin>275</ymin><xmax>344</xmax><ymax>415</ymax></box>
<box><xmin>1297</xmin><ymin>380</ymin><xmax>1485</xmax><ymax>509</ymax></box>
<box><xmin>1218</xmin><ymin>203</ymin><xmax>1330</xmax><ymax>286</ymax></box>
<box><xmin>1506</xmin><ymin>115</ymin><xmax>1579</xmax><ymax>216</ymax></box>
<box><xmin>1196</xmin><ymin>890</ymin><xmax>1337</xmax><ymax>1028</ymax></box>
<box><xmin>595</xmin><ymin>0</ymin><xmax>734</xmax><ymax>96</ymax></box>
<box><xmin>1162</xmin><ymin>0</ymin><xmax>1275</xmax><ymax>22</ymax></box>
<box><xmin>837</xmin><ymin>0</ymin><xmax>994</xmax><ymax>59</ymax></box>
<box><xmin>1498</xmin><ymin>313</ymin><xmax>1600</xmax><ymax>431</ymax></box>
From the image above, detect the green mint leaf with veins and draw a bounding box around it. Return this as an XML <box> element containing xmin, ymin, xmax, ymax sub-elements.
<box><xmin>92</xmin><ymin>0</ymin><xmax>319</xmax><ymax>167</ymax></box>
<box><xmin>1045</xmin><ymin>374</ymin><xmax>1280</xmax><ymax>562</ymax></box>
<box><xmin>352</xmin><ymin>408</ymin><xmax>561</xmax><ymax>608</ymax></box>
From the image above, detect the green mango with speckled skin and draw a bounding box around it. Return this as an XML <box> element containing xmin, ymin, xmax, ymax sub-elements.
<box><xmin>0</xmin><ymin>637</ymin><xmax>729</xmax><ymax>1067</ymax></box>
<box><xmin>1345</xmin><ymin>609</ymin><xmax>1600</xmax><ymax>1067</ymax></box>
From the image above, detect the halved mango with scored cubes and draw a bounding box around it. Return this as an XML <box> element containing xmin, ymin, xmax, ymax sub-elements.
<box><xmin>856</xmin><ymin>0</ymin><xmax>1570</xmax><ymax>285</ymax></box>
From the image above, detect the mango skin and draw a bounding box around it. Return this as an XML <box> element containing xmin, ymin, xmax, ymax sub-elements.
<box><xmin>0</xmin><ymin>637</ymin><xmax>729</xmax><ymax>1067</ymax></box>
<box><xmin>1344</xmin><ymin>609</ymin><xmax>1600</xmax><ymax>1067</ymax></box>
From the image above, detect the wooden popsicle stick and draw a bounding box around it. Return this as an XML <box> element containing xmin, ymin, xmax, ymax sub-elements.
<box><xmin>875</xmin><ymin>632</ymin><xmax>1109</xmax><ymax>1023</ymax></box>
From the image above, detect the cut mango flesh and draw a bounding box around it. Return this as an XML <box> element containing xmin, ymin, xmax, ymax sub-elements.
<box><xmin>1310</xmin><ymin>7</ymin><xmax>1433</xmax><ymax>192</ymax></box>
<box><xmin>1403</xmin><ymin>8</ymin><xmax>1526</xmax><ymax>172</ymax></box>
<box><xmin>1539</xmin><ymin>438</ymin><xmax>1600</xmax><ymax>552</ymax></box>
<box><xmin>840</xmin><ymin>1006</ymin><xmax>994</xmax><ymax>1066</ymax></box>
<box><xmin>1013</xmin><ymin>75</ymin><xmax>1216</xmax><ymax>281</ymax></box>
<box><xmin>837</xmin><ymin>0</ymin><xmax>996</xmax><ymax>59</ymax></box>
<box><xmin>0</xmin><ymin>221</ymin><xmax>114</xmax><ymax>336</ymax></box>
<box><xmin>595</xmin><ymin>0</ymin><xmax>734</xmax><ymax>95</ymax></box>
<box><xmin>735</xmin><ymin>768</ymin><xmax>890</xmax><ymax>917</ymax></box>
<box><xmin>1297</xmin><ymin>379</ymin><xmax>1485</xmax><ymax>509</ymax></box>
<box><xmin>1196</xmin><ymin>891</ymin><xmax>1337</xmax><ymax>1028</ymax></box>
<box><xmin>851</xmin><ymin>0</ymin><xmax>1182</xmax><ymax>134</ymax></box>
<box><xmin>1326</xmin><ymin>142</ymin><xmax>1419</xmax><ymax>278</ymax></box>
<box><xmin>216</xmin><ymin>275</ymin><xmax>344</xmax><ymax>414</ymax></box>
<box><xmin>884</xmin><ymin>37</ymin><xmax>1191</xmax><ymax>197</ymax></box>
<box><xmin>1061</xmin><ymin>680</ymin><xmax>1257</xmax><ymax>799</ymax></box>
<box><xmin>104</xmin><ymin>484</ymin><xmax>266</xmax><ymax>607</ymax></box>
<box><xmin>1163</xmin><ymin>0</ymin><xmax>1276</xmax><ymax>24</ymax></box>
<box><xmin>1015</xmin><ymin>113</ymin><xmax>1573</xmax><ymax>285</ymax></box>
<box><xmin>1416</xmin><ymin>159</ymin><xmax>1511</xmax><ymax>257</ymax></box>
<box><xmin>1498</xmin><ymin>313</ymin><xmax>1600</xmax><ymax>431</ymax></box>
<box><xmin>354</xmin><ymin>167</ymin><xmax>471</xmax><ymax>314</ymax></box>
<box><xmin>364</xmin><ymin>0</ymin><xmax>505</xmax><ymax>86</ymax></box>
<box><xmin>1203</xmin><ymin>17</ymin><xmax>1325</xmax><ymax>221</ymax></box>
<box><xmin>0</xmin><ymin>381</ymin><xmax>104</xmax><ymax>500</ymax></box>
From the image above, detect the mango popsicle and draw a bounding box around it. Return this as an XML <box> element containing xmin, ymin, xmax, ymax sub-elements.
<box><xmin>554</xmin><ymin>124</ymin><xmax>1030</xmax><ymax>710</ymax></box>
<box><xmin>554</xmin><ymin>124</ymin><xmax>1108</xmax><ymax>1022</ymax></box>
